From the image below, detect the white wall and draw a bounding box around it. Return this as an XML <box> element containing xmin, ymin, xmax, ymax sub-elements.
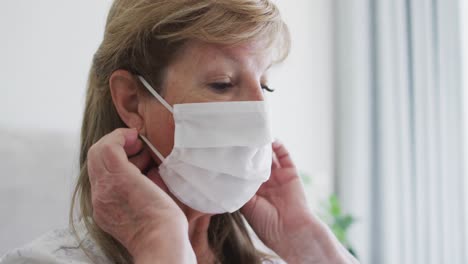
<box><xmin>0</xmin><ymin>0</ymin><xmax>111</xmax><ymax>133</ymax></box>
<box><xmin>271</xmin><ymin>0</ymin><xmax>335</xmax><ymax>206</ymax></box>
<box><xmin>461</xmin><ymin>0</ymin><xmax>468</xmax><ymax>261</ymax></box>
<box><xmin>0</xmin><ymin>0</ymin><xmax>334</xmax><ymax>252</ymax></box>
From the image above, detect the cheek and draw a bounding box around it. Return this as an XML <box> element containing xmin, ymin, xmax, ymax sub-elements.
<box><xmin>144</xmin><ymin>103</ymin><xmax>176</xmax><ymax>158</ymax></box>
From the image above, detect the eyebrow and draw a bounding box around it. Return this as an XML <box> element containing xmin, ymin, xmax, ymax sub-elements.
<box><xmin>221</xmin><ymin>47</ymin><xmax>273</xmax><ymax>73</ymax></box>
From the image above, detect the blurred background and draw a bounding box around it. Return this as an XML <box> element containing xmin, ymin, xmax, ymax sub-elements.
<box><xmin>0</xmin><ymin>1</ymin><xmax>466</xmax><ymax>263</ymax></box>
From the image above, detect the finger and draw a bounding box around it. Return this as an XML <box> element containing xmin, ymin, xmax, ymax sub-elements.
<box><xmin>272</xmin><ymin>140</ymin><xmax>295</xmax><ymax>168</ymax></box>
<box><xmin>96</xmin><ymin>128</ymin><xmax>139</xmax><ymax>173</ymax></box>
<box><xmin>125</xmin><ymin>138</ymin><xmax>144</xmax><ymax>157</ymax></box>
<box><xmin>271</xmin><ymin>144</ymin><xmax>281</xmax><ymax>169</ymax></box>
<box><xmin>99</xmin><ymin>128</ymin><xmax>138</xmax><ymax>149</ymax></box>
<box><xmin>129</xmin><ymin>147</ymin><xmax>152</xmax><ymax>173</ymax></box>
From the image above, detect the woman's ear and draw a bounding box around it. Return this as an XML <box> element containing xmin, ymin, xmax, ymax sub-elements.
<box><xmin>109</xmin><ymin>70</ymin><xmax>145</xmax><ymax>131</ymax></box>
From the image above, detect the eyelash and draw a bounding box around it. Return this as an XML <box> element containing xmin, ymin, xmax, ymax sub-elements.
<box><xmin>209</xmin><ymin>83</ymin><xmax>275</xmax><ymax>93</ymax></box>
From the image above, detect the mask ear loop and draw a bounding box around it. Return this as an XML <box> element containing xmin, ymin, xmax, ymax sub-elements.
<box><xmin>140</xmin><ymin>135</ymin><xmax>165</xmax><ymax>163</ymax></box>
<box><xmin>137</xmin><ymin>75</ymin><xmax>173</xmax><ymax>162</ymax></box>
<box><xmin>137</xmin><ymin>75</ymin><xmax>173</xmax><ymax>114</ymax></box>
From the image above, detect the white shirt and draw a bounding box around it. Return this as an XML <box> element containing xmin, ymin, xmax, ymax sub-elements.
<box><xmin>0</xmin><ymin>221</ymin><xmax>284</xmax><ymax>264</ymax></box>
<box><xmin>0</xmin><ymin>222</ymin><xmax>109</xmax><ymax>264</ymax></box>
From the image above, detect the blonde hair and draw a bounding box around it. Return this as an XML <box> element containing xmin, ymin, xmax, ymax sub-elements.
<box><xmin>70</xmin><ymin>0</ymin><xmax>290</xmax><ymax>263</ymax></box>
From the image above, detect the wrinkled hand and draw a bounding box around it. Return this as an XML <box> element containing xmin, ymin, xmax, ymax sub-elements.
<box><xmin>242</xmin><ymin>141</ymin><xmax>358</xmax><ymax>264</ymax></box>
<box><xmin>87</xmin><ymin>128</ymin><xmax>195</xmax><ymax>263</ymax></box>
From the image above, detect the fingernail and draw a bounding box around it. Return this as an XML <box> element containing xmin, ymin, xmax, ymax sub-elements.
<box><xmin>272</xmin><ymin>140</ymin><xmax>281</xmax><ymax>147</ymax></box>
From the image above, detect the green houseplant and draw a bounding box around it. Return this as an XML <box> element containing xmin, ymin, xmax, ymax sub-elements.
<box><xmin>299</xmin><ymin>172</ymin><xmax>357</xmax><ymax>258</ymax></box>
<box><xmin>323</xmin><ymin>194</ymin><xmax>357</xmax><ymax>258</ymax></box>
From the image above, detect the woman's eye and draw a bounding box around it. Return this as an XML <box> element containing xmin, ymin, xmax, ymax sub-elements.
<box><xmin>209</xmin><ymin>82</ymin><xmax>233</xmax><ymax>92</ymax></box>
<box><xmin>209</xmin><ymin>82</ymin><xmax>274</xmax><ymax>93</ymax></box>
<box><xmin>262</xmin><ymin>85</ymin><xmax>275</xmax><ymax>93</ymax></box>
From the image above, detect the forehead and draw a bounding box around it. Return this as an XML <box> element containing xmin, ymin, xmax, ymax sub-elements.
<box><xmin>170</xmin><ymin>40</ymin><xmax>273</xmax><ymax>72</ymax></box>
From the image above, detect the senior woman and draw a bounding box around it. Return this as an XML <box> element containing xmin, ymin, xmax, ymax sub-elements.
<box><xmin>1</xmin><ymin>1</ymin><xmax>358</xmax><ymax>264</ymax></box>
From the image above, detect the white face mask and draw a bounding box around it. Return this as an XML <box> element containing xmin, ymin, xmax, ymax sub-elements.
<box><xmin>137</xmin><ymin>76</ymin><xmax>273</xmax><ymax>214</ymax></box>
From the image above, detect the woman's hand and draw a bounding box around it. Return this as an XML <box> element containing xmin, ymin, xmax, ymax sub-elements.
<box><xmin>87</xmin><ymin>128</ymin><xmax>196</xmax><ymax>264</ymax></box>
<box><xmin>241</xmin><ymin>141</ymin><xmax>359</xmax><ymax>264</ymax></box>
